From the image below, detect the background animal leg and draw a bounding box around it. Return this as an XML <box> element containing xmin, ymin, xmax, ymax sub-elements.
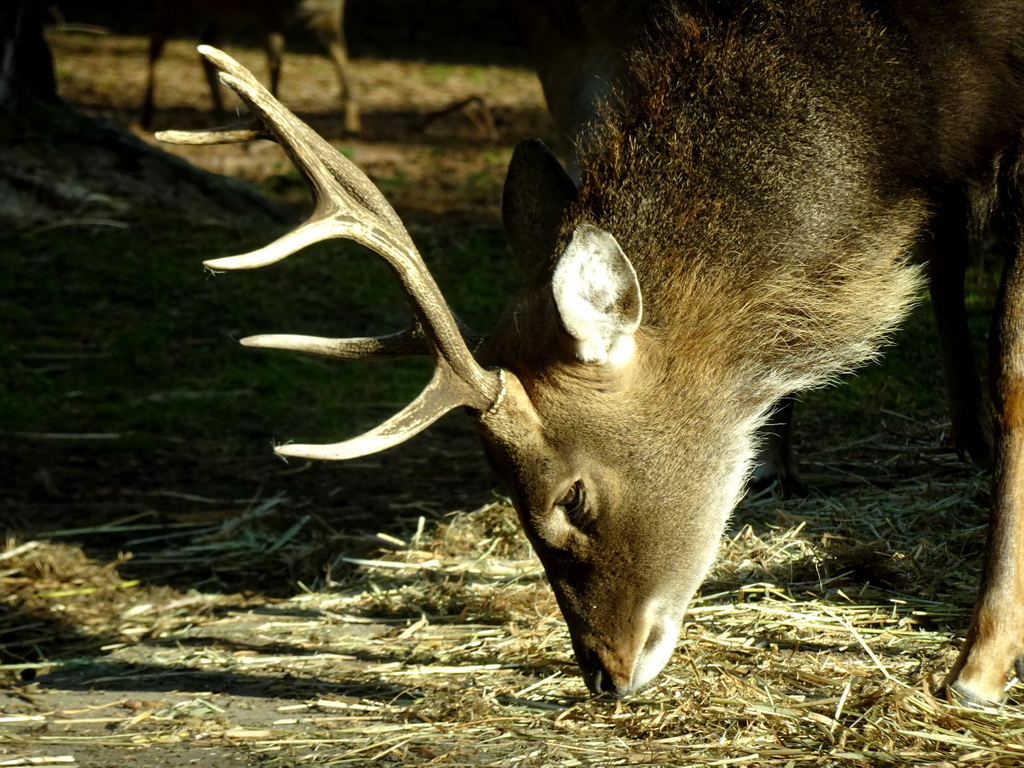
<box><xmin>314</xmin><ymin>1</ymin><xmax>359</xmax><ymax>134</ymax></box>
<box><xmin>749</xmin><ymin>394</ymin><xmax>804</xmax><ymax>496</ymax></box>
<box><xmin>264</xmin><ymin>30</ymin><xmax>284</xmax><ymax>97</ymax></box>
<box><xmin>925</xmin><ymin>195</ymin><xmax>992</xmax><ymax>468</ymax></box>
<box><xmin>199</xmin><ymin>22</ymin><xmax>226</xmax><ymax>122</ymax></box>
<box><xmin>140</xmin><ymin>24</ymin><xmax>168</xmax><ymax>128</ymax></box>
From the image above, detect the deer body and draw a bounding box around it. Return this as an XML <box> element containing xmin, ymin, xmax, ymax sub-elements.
<box><xmin>161</xmin><ymin>0</ymin><xmax>1024</xmax><ymax>706</ymax></box>
<box><xmin>492</xmin><ymin>0</ymin><xmax>1024</xmax><ymax>700</ymax></box>
<box><xmin>143</xmin><ymin>0</ymin><xmax>358</xmax><ymax>132</ymax></box>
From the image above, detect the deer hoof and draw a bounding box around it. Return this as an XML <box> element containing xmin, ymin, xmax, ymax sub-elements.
<box><xmin>747</xmin><ymin>468</ymin><xmax>808</xmax><ymax>498</ymax></box>
<box><xmin>942</xmin><ymin>678</ymin><xmax>1004</xmax><ymax>709</ymax></box>
<box><xmin>951</xmin><ymin>409</ymin><xmax>993</xmax><ymax>470</ymax></box>
<box><xmin>937</xmin><ymin>671</ymin><xmax>1011</xmax><ymax>708</ymax></box>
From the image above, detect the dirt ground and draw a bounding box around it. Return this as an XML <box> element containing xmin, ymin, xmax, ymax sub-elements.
<box><xmin>4</xmin><ymin>18</ymin><xmax>1024</xmax><ymax>768</ymax></box>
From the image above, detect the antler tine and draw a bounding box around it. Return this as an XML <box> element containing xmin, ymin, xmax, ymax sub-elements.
<box><xmin>241</xmin><ymin>327</ymin><xmax>429</xmax><ymax>360</ymax></box>
<box><xmin>275</xmin><ymin>365</ymin><xmax>471</xmax><ymax>460</ymax></box>
<box><xmin>194</xmin><ymin>47</ymin><xmax>497</xmax><ymax>400</ymax></box>
<box><xmin>157</xmin><ymin>46</ymin><xmax>503</xmax><ymax>459</ymax></box>
<box><xmin>155</xmin><ymin>121</ymin><xmax>271</xmax><ymax>146</ymax></box>
<box><xmin>241</xmin><ymin>319</ymin><xmax>482</xmax><ymax>361</ymax></box>
<box><xmin>189</xmin><ymin>45</ymin><xmax>408</xmax><ymax>246</ymax></box>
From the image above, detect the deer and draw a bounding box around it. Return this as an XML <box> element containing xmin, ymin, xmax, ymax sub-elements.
<box><xmin>158</xmin><ymin>0</ymin><xmax>1024</xmax><ymax>706</ymax></box>
<box><xmin>141</xmin><ymin>0</ymin><xmax>359</xmax><ymax>133</ymax></box>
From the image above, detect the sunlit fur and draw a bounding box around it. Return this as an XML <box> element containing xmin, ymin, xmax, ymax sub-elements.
<box><xmin>568</xmin><ymin>3</ymin><xmax>932</xmax><ymax>399</ymax></box>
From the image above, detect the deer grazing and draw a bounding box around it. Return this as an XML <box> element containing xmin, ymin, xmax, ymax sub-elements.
<box><xmin>142</xmin><ymin>0</ymin><xmax>358</xmax><ymax>133</ymax></box>
<box><xmin>160</xmin><ymin>0</ymin><xmax>1024</xmax><ymax>706</ymax></box>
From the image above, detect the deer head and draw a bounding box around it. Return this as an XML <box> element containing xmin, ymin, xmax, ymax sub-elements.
<box><xmin>470</xmin><ymin>137</ymin><xmax>774</xmax><ymax>697</ymax></box>
<box><xmin>160</xmin><ymin>45</ymin><xmax>922</xmax><ymax>698</ymax></box>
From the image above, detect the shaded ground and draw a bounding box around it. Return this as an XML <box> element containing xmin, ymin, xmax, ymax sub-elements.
<box><xmin>3</xmin><ymin>20</ymin><xmax>1024</xmax><ymax>768</ymax></box>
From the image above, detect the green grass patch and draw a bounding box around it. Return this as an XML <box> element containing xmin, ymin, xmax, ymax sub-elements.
<box><xmin>1</xmin><ymin>211</ymin><xmax>514</xmax><ymax>449</ymax></box>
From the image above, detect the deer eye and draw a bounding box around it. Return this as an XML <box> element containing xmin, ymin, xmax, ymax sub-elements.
<box><xmin>556</xmin><ymin>480</ymin><xmax>587</xmax><ymax>526</ymax></box>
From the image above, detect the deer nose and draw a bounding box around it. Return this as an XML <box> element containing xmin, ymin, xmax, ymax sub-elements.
<box><xmin>578</xmin><ymin>647</ymin><xmax>634</xmax><ymax>698</ymax></box>
<box><xmin>585</xmin><ymin>664</ymin><xmax>631</xmax><ymax>698</ymax></box>
<box><xmin>576</xmin><ymin>619</ymin><xmax>674</xmax><ymax>698</ymax></box>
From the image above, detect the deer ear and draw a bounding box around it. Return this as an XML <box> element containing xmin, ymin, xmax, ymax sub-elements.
<box><xmin>552</xmin><ymin>224</ymin><xmax>643</xmax><ymax>366</ymax></box>
<box><xmin>503</xmin><ymin>139</ymin><xmax>577</xmax><ymax>269</ymax></box>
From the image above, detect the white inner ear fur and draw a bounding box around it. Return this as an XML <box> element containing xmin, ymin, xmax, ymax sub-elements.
<box><xmin>552</xmin><ymin>224</ymin><xmax>643</xmax><ymax>366</ymax></box>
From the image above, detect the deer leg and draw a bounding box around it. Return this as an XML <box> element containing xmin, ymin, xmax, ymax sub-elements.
<box><xmin>749</xmin><ymin>394</ymin><xmax>805</xmax><ymax>496</ymax></box>
<box><xmin>199</xmin><ymin>22</ymin><xmax>226</xmax><ymax>122</ymax></box>
<box><xmin>944</xmin><ymin>240</ymin><xmax>1024</xmax><ymax>705</ymax></box>
<box><xmin>141</xmin><ymin>27</ymin><xmax>168</xmax><ymax>128</ymax></box>
<box><xmin>325</xmin><ymin>35</ymin><xmax>359</xmax><ymax>134</ymax></box>
<box><xmin>315</xmin><ymin>1</ymin><xmax>360</xmax><ymax>134</ymax></box>
<box><xmin>925</xmin><ymin>197</ymin><xmax>993</xmax><ymax>468</ymax></box>
<box><xmin>264</xmin><ymin>31</ymin><xmax>284</xmax><ymax>97</ymax></box>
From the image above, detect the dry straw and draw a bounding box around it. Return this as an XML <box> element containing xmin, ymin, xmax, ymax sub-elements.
<box><xmin>3</xmin><ymin>425</ymin><xmax>1024</xmax><ymax>766</ymax></box>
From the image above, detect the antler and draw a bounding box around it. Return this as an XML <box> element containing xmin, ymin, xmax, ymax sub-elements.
<box><xmin>156</xmin><ymin>46</ymin><xmax>502</xmax><ymax>460</ymax></box>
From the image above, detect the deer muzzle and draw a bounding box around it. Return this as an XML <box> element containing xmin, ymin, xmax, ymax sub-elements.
<box><xmin>572</xmin><ymin>598</ymin><xmax>683</xmax><ymax>698</ymax></box>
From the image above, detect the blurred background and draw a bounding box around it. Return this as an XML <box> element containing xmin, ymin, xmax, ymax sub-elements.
<box><xmin>1</xmin><ymin>0</ymin><xmax>558</xmax><ymax>612</ymax></box>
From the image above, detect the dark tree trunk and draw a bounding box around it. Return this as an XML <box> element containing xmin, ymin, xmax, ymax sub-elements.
<box><xmin>0</xmin><ymin>0</ymin><xmax>56</xmax><ymax>106</ymax></box>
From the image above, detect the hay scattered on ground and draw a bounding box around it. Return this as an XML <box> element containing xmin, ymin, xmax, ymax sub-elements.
<box><xmin>4</xmin><ymin>422</ymin><xmax>1024</xmax><ymax>766</ymax></box>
